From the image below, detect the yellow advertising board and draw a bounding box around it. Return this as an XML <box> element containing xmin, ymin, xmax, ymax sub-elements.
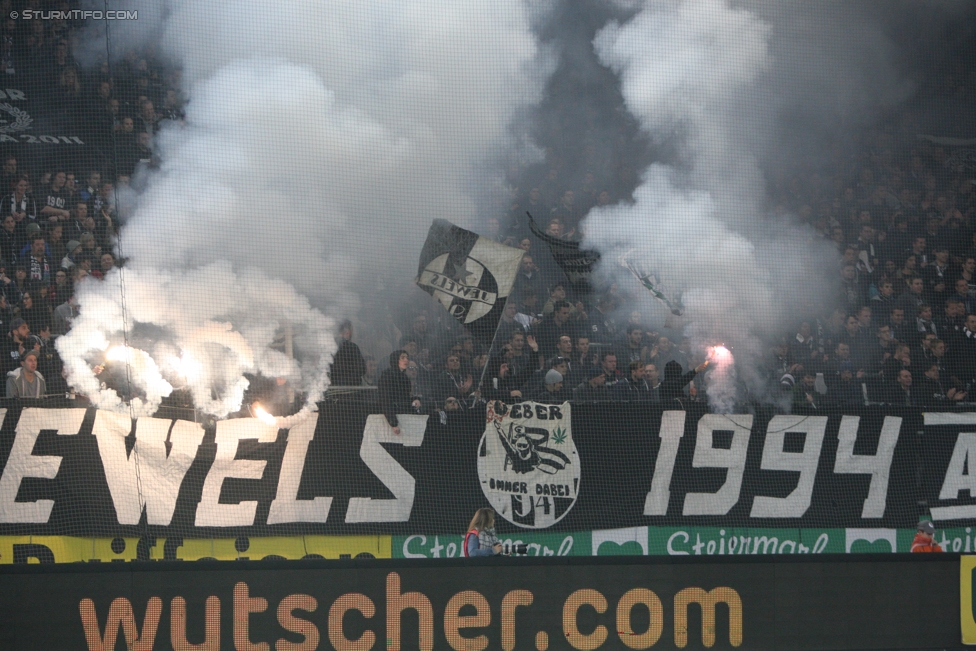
<box><xmin>962</xmin><ymin>555</ymin><xmax>976</xmax><ymax>644</ymax></box>
<box><xmin>0</xmin><ymin>534</ymin><xmax>391</xmax><ymax>563</ymax></box>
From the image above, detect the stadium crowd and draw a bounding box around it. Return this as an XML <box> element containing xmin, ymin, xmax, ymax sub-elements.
<box><xmin>355</xmin><ymin>119</ymin><xmax>976</xmax><ymax>417</ymax></box>
<box><xmin>1</xmin><ymin>4</ymin><xmax>975</xmax><ymax>419</ymax></box>
<box><xmin>0</xmin><ymin>3</ymin><xmax>178</xmax><ymax>397</ymax></box>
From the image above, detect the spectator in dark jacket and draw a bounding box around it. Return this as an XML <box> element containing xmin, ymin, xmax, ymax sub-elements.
<box><xmin>0</xmin><ymin>214</ymin><xmax>21</xmax><ymax>267</ymax></box>
<box><xmin>952</xmin><ymin>314</ymin><xmax>976</xmax><ymax>388</ymax></box>
<box><xmin>431</xmin><ymin>353</ymin><xmax>473</xmax><ymax>406</ymax></box>
<box><xmin>378</xmin><ymin>350</ymin><xmax>420</xmax><ymax>435</ymax></box>
<box><xmin>792</xmin><ymin>368</ymin><xmax>822</xmax><ymax>414</ymax></box>
<box><xmin>0</xmin><ymin>176</ymin><xmax>37</xmax><ymax>225</ymax></box>
<box><xmin>895</xmin><ymin>277</ymin><xmax>925</xmax><ymax>322</ymax></box>
<box><xmin>573</xmin><ymin>367</ymin><xmax>611</xmax><ymax>402</ymax></box>
<box><xmin>660</xmin><ymin>359</ymin><xmax>706</xmax><ymax>406</ymax></box>
<box><xmin>870</xmin><ymin>279</ymin><xmax>897</xmax><ymax>324</ymax></box>
<box><xmin>826</xmin><ymin>363</ymin><xmax>862</xmax><ymax>409</ymax></box>
<box><xmin>645</xmin><ymin>363</ymin><xmax>663</xmax><ymax>403</ymax></box>
<box><xmin>531</xmin><ymin>300</ymin><xmax>577</xmax><ymax>360</ymax></box>
<box><xmin>613</xmin><ymin>360</ymin><xmax>650</xmax><ymax>401</ymax></box>
<box><xmin>525</xmin><ymin>356</ymin><xmax>569</xmax><ymax>399</ymax></box>
<box><xmin>598</xmin><ymin>351</ymin><xmax>623</xmax><ymax>387</ymax></box>
<box><xmin>329</xmin><ymin>320</ymin><xmax>366</xmax><ymax>386</ymax></box>
<box><xmin>885</xmin><ymin>369</ymin><xmax>917</xmax><ymax>406</ymax></box>
<box><xmin>918</xmin><ymin>363</ymin><xmax>966</xmax><ymax>407</ymax></box>
<box><xmin>532</xmin><ymin>368</ymin><xmax>571</xmax><ymax>404</ymax></box>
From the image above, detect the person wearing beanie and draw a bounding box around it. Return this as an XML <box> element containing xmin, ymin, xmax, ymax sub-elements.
<box><xmin>545</xmin><ymin>369</ymin><xmax>562</xmax><ymax>386</ymax></box>
<box><xmin>524</xmin><ymin>356</ymin><xmax>569</xmax><ymax>398</ymax></box>
<box><xmin>532</xmin><ymin>368</ymin><xmax>571</xmax><ymax>404</ymax></box>
<box><xmin>6</xmin><ymin>348</ymin><xmax>45</xmax><ymax>398</ymax></box>
<box><xmin>61</xmin><ymin>240</ymin><xmax>82</xmax><ymax>270</ymax></box>
<box><xmin>910</xmin><ymin>520</ymin><xmax>943</xmax><ymax>553</ymax></box>
<box><xmin>660</xmin><ymin>359</ymin><xmax>708</xmax><ymax>406</ymax></box>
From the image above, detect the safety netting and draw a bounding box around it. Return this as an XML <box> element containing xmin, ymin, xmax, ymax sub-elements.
<box><xmin>0</xmin><ymin>1</ymin><xmax>975</xmax><ymax>562</ymax></box>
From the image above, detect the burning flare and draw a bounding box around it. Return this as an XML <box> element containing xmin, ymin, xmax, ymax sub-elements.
<box><xmin>252</xmin><ymin>403</ymin><xmax>278</xmax><ymax>427</ymax></box>
<box><xmin>56</xmin><ymin>264</ymin><xmax>337</xmax><ymax>421</ymax></box>
<box><xmin>708</xmin><ymin>344</ymin><xmax>732</xmax><ymax>361</ymax></box>
<box><xmin>704</xmin><ymin>344</ymin><xmax>736</xmax><ymax>413</ymax></box>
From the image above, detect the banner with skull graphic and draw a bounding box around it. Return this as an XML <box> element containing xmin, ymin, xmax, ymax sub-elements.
<box><xmin>478</xmin><ymin>400</ymin><xmax>580</xmax><ymax>529</ymax></box>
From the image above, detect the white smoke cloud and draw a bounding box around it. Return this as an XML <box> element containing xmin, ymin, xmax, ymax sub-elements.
<box><xmin>62</xmin><ymin>0</ymin><xmax>550</xmax><ymax>418</ymax></box>
<box><xmin>58</xmin><ymin>262</ymin><xmax>335</xmax><ymax>420</ymax></box>
<box><xmin>585</xmin><ymin>0</ymin><xmax>860</xmax><ymax>411</ymax></box>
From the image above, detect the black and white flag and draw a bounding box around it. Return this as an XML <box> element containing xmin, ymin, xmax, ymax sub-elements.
<box><xmin>526</xmin><ymin>212</ymin><xmax>601</xmax><ymax>294</ymax></box>
<box><xmin>416</xmin><ymin>219</ymin><xmax>524</xmax><ymax>344</ymax></box>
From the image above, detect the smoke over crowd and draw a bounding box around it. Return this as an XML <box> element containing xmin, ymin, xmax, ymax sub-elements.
<box><xmin>60</xmin><ymin>0</ymin><xmax>975</xmax><ymax>415</ymax></box>
<box><xmin>63</xmin><ymin>0</ymin><xmax>551</xmax><ymax>417</ymax></box>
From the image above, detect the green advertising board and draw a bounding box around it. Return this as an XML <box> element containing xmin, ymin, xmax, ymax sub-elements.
<box><xmin>394</xmin><ymin>525</ymin><xmax>976</xmax><ymax>557</ymax></box>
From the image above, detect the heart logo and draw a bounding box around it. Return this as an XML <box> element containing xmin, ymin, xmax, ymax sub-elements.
<box><xmin>848</xmin><ymin>538</ymin><xmax>893</xmax><ymax>554</ymax></box>
<box><xmin>597</xmin><ymin>540</ymin><xmax>643</xmax><ymax>556</ymax></box>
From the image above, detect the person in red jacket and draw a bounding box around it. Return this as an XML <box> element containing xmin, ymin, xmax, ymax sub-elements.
<box><xmin>911</xmin><ymin>520</ymin><xmax>943</xmax><ymax>552</ymax></box>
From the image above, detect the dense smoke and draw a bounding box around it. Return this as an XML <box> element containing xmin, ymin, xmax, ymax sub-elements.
<box><xmin>581</xmin><ymin>0</ymin><xmax>811</xmax><ymax>410</ymax></box>
<box><xmin>60</xmin><ymin>263</ymin><xmax>335</xmax><ymax>421</ymax></box>
<box><xmin>577</xmin><ymin>0</ymin><xmax>957</xmax><ymax>411</ymax></box>
<box><xmin>66</xmin><ymin>0</ymin><xmax>974</xmax><ymax>416</ymax></box>
<box><xmin>62</xmin><ymin>0</ymin><xmax>550</xmax><ymax>417</ymax></box>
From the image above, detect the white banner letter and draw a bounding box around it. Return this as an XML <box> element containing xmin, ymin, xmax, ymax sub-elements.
<box><xmin>832</xmin><ymin>415</ymin><xmax>899</xmax><ymax>518</ymax></box>
<box><xmin>92</xmin><ymin>411</ymin><xmax>205</xmax><ymax>525</ymax></box>
<box><xmin>346</xmin><ymin>414</ymin><xmax>426</xmax><ymax>522</ymax></box>
<box><xmin>750</xmin><ymin>416</ymin><xmax>827</xmax><ymax>518</ymax></box>
<box><xmin>267</xmin><ymin>417</ymin><xmax>332</xmax><ymax>524</ymax></box>
<box><xmin>682</xmin><ymin>414</ymin><xmax>751</xmax><ymax>516</ymax></box>
<box><xmin>195</xmin><ymin>418</ymin><xmax>277</xmax><ymax>526</ymax></box>
<box><xmin>0</xmin><ymin>408</ymin><xmax>85</xmax><ymax>523</ymax></box>
<box><xmin>644</xmin><ymin>411</ymin><xmax>685</xmax><ymax>515</ymax></box>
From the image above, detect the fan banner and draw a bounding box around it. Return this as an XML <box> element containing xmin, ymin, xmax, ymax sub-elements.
<box><xmin>2</xmin><ymin>401</ymin><xmax>976</xmax><ymax>540</ymax></box>
<box><xmin>416</xmin><ymin>219</ymin><xmax>524</xmax><ymax>345</ymax></box>
<box><xmin>479</xmin><ymin>400</ymin><xmax>580</xmax><ymax>529</ymax></box>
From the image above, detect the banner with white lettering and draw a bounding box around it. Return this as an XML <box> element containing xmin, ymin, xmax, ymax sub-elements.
<box><xmin>0</xmin><ymin>78</ymin><xmax>100</xmax><ymax>171</ymax></box>
<box><xmin>2</xmin><ymin>400</ymin><xmax>975</xmax><ymax>541</ymax></box>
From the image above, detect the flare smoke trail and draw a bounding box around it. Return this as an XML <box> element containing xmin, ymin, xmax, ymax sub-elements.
<box><xmin>63</xmin><ymin>0</ymin><xmax>551</xmax><ymax>418</ymax></box>
<box><xmin>586</xmin><ymin>0</ymin><xmax>814</xmax><ymax>411</ymax></box>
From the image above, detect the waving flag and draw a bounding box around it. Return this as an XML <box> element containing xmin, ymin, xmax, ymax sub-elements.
<box><xmin>621</xmin><ymin>250</ymin><xmax>684</xmax><ymax>315</ymax></box>
<box><xmin>416</xmin><ymin>219</ymin><xmax>524</xmax><ymax>344</ymax></box>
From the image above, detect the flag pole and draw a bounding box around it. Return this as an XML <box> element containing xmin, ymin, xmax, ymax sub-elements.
<box><xmin>473</xmin><ymin>297</ymin><xmax>511</xmax><ymax>403</ymax></box>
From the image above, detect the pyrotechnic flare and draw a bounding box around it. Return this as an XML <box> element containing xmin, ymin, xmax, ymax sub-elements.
<box><xmin>251</xmin><ymin>403</ymin><xmax>278</xmax><ymax>427</ymax></box>
<box><xmin>708</xmin><ymin>345</ymin><xmax>731</xmax><ymax>362</ymax></box>
<box><xmin>60</xmin><ymin>0</ymin><xmax>548</xmax><ymax>421</ymax></box>
<box><xmin>705</xmin><ymin>344</ymin><xmax>736</xmax><ymax>413</ymax></box>
<box><xmin>57</xmin><ymin>264</ymin><xmax>336</xmax><ymax>420</ymax></box>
